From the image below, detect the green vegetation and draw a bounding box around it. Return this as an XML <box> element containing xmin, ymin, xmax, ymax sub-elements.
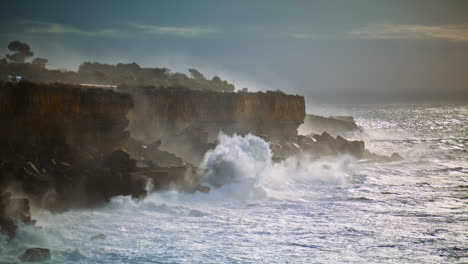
<box><xmin>5</xmin><ymin>41</ymin><xmax>34</xmax><ymax>63</ymax></box>
<box><xmin>1</xmin><ymin>40</ymin><xmax>235</xmax><ymax>92</ymax></box>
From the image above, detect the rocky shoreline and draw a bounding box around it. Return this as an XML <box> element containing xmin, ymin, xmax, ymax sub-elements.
<box><xmin>0</xmin><ymin>81</ymin><xmax>401</xmax><ymax>242</ymax></box>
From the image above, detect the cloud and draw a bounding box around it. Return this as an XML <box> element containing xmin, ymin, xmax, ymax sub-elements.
<box><xmin>15</xmin><ymin>21</ymin><xmax>218</xmax><ymax>38</ymax></box>
<box><xmin>131</xmin><ymin>23</ymin><xmax>219</xmax><ymax>37</ymax></box>
<box><xmin>350</xmin><ymin>23</ymin><xmax>468</xmax><ymax>42</ymax></box>
<box><xmin>20</xmin><ymin>21</ymin><xmax>124</xmax><ymax>37</ymax></box>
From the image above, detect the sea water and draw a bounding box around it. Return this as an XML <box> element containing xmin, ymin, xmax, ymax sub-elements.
<box><xmin>1</xmin><ymin>103</ymin><xmax>467</xmax><ymax>263</ymax></box>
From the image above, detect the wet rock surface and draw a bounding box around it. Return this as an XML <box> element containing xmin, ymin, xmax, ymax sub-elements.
<box><xmin>0</xmin><ymin>142</ymin><xmax>202</xmax><ymax>237</ymax></box>
<box><xmin>0</xmin><ymin>192</ymin><xmax>34</xmax><ymax>238</ymax></box>
<box><xmin>19</xmin><ymin>248</ymin><xmax>51</xmax><ymax>262</ymax></box>
<box><xmin>266</xmin><ymin>132</ymin><xmax>399</xmax><ymax>162</ymax></box>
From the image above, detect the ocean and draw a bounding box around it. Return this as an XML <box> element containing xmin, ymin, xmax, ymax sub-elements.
<box><xmin>1</xmin><ymin>103</ymin><xmax>467</xmax><ymax>263</ymax></box>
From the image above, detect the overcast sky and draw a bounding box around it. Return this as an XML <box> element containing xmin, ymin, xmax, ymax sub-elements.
<box><xmin>1</xmin><ymin>0</ymin><xmax>467</xmax><ymax>103</ymax></box>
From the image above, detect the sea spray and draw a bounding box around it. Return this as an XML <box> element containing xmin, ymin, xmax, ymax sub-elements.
<box><xmin>201</xmin><ymin>133</ymin><xmax>272</xmax><ymax>200</ymax></box>
<box><xmin>1</xmin><ymin>134</ymin><xmax>354</xmax><ymax>262</ymax></box>
<box><xmin>200</xmin><ymin>133</ymin><xmax>352</xmax><ymax>201</ymax></box>
<box><xmin>1</xmin><ymin>104</ymin><xmax>464</xmax><ymax>263</ymax></box>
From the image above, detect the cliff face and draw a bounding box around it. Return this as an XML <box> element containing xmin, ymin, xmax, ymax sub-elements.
<box><xmin>0</xmin><ymin>82</ymin><xmax>141</xmax><ymax>234</ymax></box>
<box><xmin>126</xmin><ymin>88</ymin><xmax>305</xmax><ymax>163</ymax></box>
<box><xmin>0</xmin><ymin>81</ymin><xmax>399</xmax><ymax>238</ymax></box>
<box><xmin>0</xmin><ymin>81</ymin><xmax>306</xmax><ymax>165</ymax></box>
<box><xmin>0</xmin><ymin>82</ymin><xmax>305</xmax><ymax>209</ymax></box>
<box><xmin>128</xmin><ymin>88</ymin><xmax>306</xmax><ymax>142</ymax></box>
<box><xmin>0</xmin><ymin>82</ymin><xmax>132</xmax><ymax>160</ymax></box>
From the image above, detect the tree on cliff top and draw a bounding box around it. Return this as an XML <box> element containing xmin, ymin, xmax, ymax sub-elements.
<box><xmin>5</xmin><ymin>41</ymin><xmax>34</xmax><ymax>63</ymax></box>
<box><xmin>32</xmin><ymin>58</ymin><xmax>48</xmax><ymax>68</ymax></box>
<box><xmin>212</xmin><ymin>76</ymin><xmax>221</xmax><ymax>83</ymax></box>
<box><xmin>188</xmin><ymin>68</ymin><xmax>206</xmax><ymax>80</ymax></box>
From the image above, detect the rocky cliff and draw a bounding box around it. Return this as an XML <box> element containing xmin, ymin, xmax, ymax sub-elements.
<box><xmin>0</xmin><ymin>81</ymin><xmax>307</xmax><ymax>169</ymax></box>
<box><xmin>0</xmin><ymin>81</ymin><xmax>402</xmax><ymax>238</ymax></box>
<box><xmin>0</xmin><ymin>82</ymin><xmax>141</xmax><ymax>236</ymax></box>
<box><xmin>126</xmin><ymin>87</ymin><xmax>306</xmax><ymax>163</ymax></box>
<box><xmin>0</xmin><ymin>81</ymin><xmax>307</xmax><ymax>236</ymax></box>
<box><xmin>128</xmin><ymin>88</ymin><xmax>305</xmax><ymax>140</ymax></box>
<box><xmin>0</xmin><ymin>81</ymin><xmax>132</xmax><ymax>161</ymax></box>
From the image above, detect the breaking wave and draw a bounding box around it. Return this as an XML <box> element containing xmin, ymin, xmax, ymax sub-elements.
<box><xmin>0</xmin><ymin>133</ymin><xmax>354</xmax><ymax>263</ymax></box>
<box><xmin>2</xmin><ymin>104</ymin><xmax>466</xmax><ymax>263</ymax></box>
<box><xmin>200</xmin><ymin>133</ymin><xmax>352</xmax><ymax>201</ymax></box>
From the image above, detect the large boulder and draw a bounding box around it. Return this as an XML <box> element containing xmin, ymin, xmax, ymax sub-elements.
<box><xmin>0</xmin><ymin>192</ymin><xmax>34</xmax><ymax>238</ymax></box>
<box><xmin>336</xmin><ymin>135</ymin><xmax>365</xmax><ymax>158</ymax></box>
<box><xmin>19</xmin><ymin>248</ymin><xmax>51</xmax><ymax>262</ymax></box>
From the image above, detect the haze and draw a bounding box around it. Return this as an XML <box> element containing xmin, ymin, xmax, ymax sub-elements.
<box><xmin>1</xmin><ymin>0</ymin><xmax>467</xmax><ymax>103</ymax></box>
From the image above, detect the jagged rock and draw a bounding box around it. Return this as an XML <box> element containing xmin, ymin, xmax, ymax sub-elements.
<box><xmin>267</xmin><ymin>132</ymin><xmax>369</xmax><ymax>161</ymax></box>
<box><xmin>299</xmin><ymin>114</ymin><xmax>362</xmax><ymax>136</ymax></box>
<box><xmin>148</xmin><ymin>139</ymin><xmax>161</xmax><ymax>149</ymax></box>
<box><xmin>336</xmin><ymin>135</ymin><xmax>365</xmax><ymax>158</ymax></box>
<box><xmin>313</xmin><ymin>132</ymin><xmax>336</xmax><ymax>143</ymax></box>
<box><xmin>145</xmin><ymin>140</ymin><xmax>186</xmax><ymax>167</ymax></box>
<box><xmin>19</xmin><ymin>248</ymin><xmax>51</xmax><ymax>262</ymax></box>
<box><xmin>0</xmin><ymin>192</ymin><xmax>34</xmax><ymax>238</ymax></box>
<box><xmin>121</xmin><ymin>137</ymin><xmax>185</xmax><ymax>168</ymax></box>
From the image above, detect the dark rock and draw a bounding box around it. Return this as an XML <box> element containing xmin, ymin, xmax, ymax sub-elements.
<box><xmin>336</xmin><ymin>136</ymin><xmax>365</xmax><ymax>158</ymax></box>
<box><xmin>19</xmin><ymin>248</ymin><xmax>51</xmax><ymax>262</ymax></box>
<box><xmin>122</xmin><ymin>138</ymin><xmax>185</xmax><ymax>168</ymax></box>
<box><xmin>299</xmin><ymin>114</ymin><xmax>361</xmax><ymax>136</ymax></box>
<box><xmin>0</xmin><ymin>192</ymin><xmax>34</xmax><ymax>238</ymax></box>
<box><xmin>268</xmin><ymin>132</ymin><xmax>370</xmax><ymax>161</ymax></box>
<box><xmin>0</xmin><ymin>217</ymin><xmax>17</xmax><ymax>239</ymax></box>
<box><xmin>361</xmin><ymin>150</ymin><xmax>404</xmax><ymax>163</ymax></box>
<box><xmin>90</xmin><ymin>233</ymin><xmax>106</xmax><ymax>240</ymax></box>
<box><xmin>103</xmin><ymin>149</ymin><xmax>136</xmax><ymax>172</ymax></box>
<box><xmin>314</xmin><ymin>132</ymin><xmax>336</xmax><ymax>143</ymax></box>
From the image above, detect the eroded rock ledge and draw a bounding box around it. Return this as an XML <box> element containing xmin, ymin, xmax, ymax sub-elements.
<box><xmin>298</xmin><ymin>114</ymin><xmax>362</xmax><ymax>137</ymax></box>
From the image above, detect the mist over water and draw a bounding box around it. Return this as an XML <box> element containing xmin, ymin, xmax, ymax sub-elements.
<box><xmin>1</xmin><ymin>103</ymin><xmax>467</xmax><ymax>264</ymax></box>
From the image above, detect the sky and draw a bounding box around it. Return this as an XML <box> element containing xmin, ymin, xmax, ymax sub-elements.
<box><xmin>1</xmin><ymin>0</ymin><xmax>467</xmax><ymax>103</ymax></box>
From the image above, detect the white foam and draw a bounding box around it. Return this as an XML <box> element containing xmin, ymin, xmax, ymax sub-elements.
<box><xmin>199</xmin><ymin>133</ymin><xmax>352</xmax><ymax>201</ymax></box>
